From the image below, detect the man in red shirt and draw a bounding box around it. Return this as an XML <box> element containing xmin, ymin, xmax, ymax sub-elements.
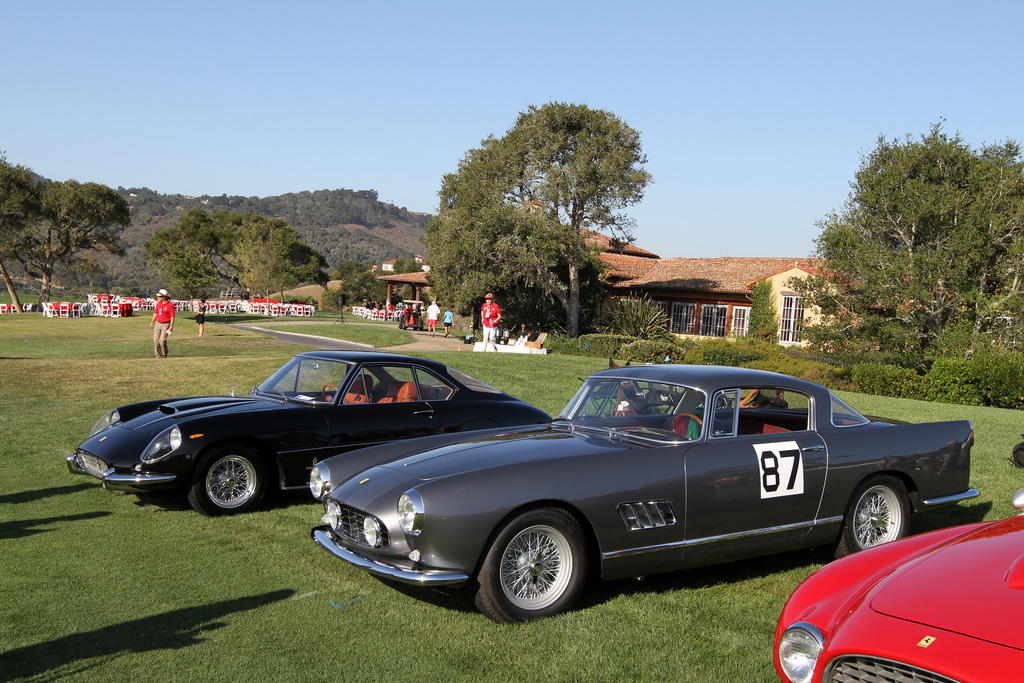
<box><xmin>480</xmin><ymin>293</ymin><xmax>501</xmax><ymax>351</ymax></box>
<box><xmin>149</xmin><ymin>289</ymin><xmax>175</xmax><ymax>358</ymax></box>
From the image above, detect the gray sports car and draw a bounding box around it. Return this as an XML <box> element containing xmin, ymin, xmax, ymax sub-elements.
<box><xmin>310</xmin><ymin>365</ymin><xmax>978</xmax><ymax>623</ymax></box>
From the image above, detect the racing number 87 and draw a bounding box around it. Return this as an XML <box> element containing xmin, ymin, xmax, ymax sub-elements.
<box><xmin>753</xmin><ymin>441</ymin><xmax>804</xmax><ymax>499</ymax></box>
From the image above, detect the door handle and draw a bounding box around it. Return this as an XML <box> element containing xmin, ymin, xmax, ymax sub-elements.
<box><xmin>802</xmin><ymin>445</ymin><xmax>824</xmax><ymax>452</ymax></box>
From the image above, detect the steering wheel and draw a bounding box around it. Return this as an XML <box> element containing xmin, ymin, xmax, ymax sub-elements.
<box><xmin>670</xmin><ymin>412</ymin><xmax>703</xmax><ymax>438</ymax></box>
<box><xmin>322</xmin><ymin>384</ymin><xmax>338</xmax><ymax>400</ymax></box>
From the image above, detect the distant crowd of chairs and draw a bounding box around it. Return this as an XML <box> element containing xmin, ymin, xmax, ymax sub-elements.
<box><xmin>0</xmin><ymin>294</ymin><xmax>316</xmax><ymax>318</ymax></box>
<box><xmin>352</xmin><ymin>305</ymin><xmax>404</xmax><ymax>322</ymax></box>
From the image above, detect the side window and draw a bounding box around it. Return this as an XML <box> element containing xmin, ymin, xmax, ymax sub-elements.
<box><xmin>737</xmin><ymin>387</ymin><xmax>810</xmax><ymax>433</ymax></box>
<box><xmin>710</xmin><ymin>389</ymin><xmax>739</xmax><ymax>437</ymax></box>
<box><xmin>414</xmin><ymin>368</ymin><xmax>455</xmax><ymax>401</ymax></box>
<box><xmin>360</xmin><ymin>365</ymin><xmax>418</xmax><ymax>403</ymax></box>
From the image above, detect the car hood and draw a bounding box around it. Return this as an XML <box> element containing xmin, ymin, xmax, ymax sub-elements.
<box><xmin>378</xmin><ymin>424</ymin><xmax>629</xmax><ymax>481</ymax></box>
<box><xmin>871</xmin><ymin>514</ymin><xmax>1024</xmax><ymax>649</ymax></box>
<box><xmin>118</xmin><ymin>394</ymin><xmax>286</xmax><ymax>434</ymax></box>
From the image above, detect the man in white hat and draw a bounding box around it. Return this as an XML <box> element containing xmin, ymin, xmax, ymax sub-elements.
<box><xmin>480</xmin><ymin>293</ymin><xmax>501</xmax><ymax>351</ymax></box>
<box><xmin>149</xmin><ymin>289</ymin><xmax>175</xmax><ymax>358</ymax></box>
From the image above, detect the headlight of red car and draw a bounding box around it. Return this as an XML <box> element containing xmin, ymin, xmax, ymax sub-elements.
<box><xmin>778</xmin><ymin>622</ymin><xmax>824</xmax><ymax>683</ymax></box>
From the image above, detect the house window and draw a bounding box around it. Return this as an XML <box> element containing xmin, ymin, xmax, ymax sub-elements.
<box><xmin>671</xmin><ymin>302</ymin><xmax>697</xmax><ymax>334</ymax></box>
<box><xmin>780</xmin><ymin>295</ymin><xmax>804</xmax><ymax>343</ymax></box>
<box><xmin>700</xmin><ymin>304</ymin><xmax>728</xmax><ymax>337</ymax></box>
<box><xmin>731</xmin><ymin>306</ymin><xmax>750</xmax><ymax>337</ymax></box>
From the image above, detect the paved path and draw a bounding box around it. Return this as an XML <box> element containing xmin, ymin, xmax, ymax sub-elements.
<box><xmin>224</xmin><ymin>320</ymin><xmax>470</xmax><ymax>353</ymax></box>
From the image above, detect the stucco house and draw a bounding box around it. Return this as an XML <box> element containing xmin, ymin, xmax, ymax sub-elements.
<box><xmin>594</xmin><ymin>233</ymin><xmax>820</xmax><ymax>345</ymax></box>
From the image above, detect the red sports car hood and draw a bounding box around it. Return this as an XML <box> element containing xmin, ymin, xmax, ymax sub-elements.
<box><xmin>871</xmin><ymin>514</ymin><xmax>1024</xmax><ymax>649</ymax></box>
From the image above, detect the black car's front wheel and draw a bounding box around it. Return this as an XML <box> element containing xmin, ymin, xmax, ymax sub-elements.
<box><xmin>474</xmin><ymin>508</ymin><xmax>588</xmax><ymax>623</ymax></box>
<box><xmin>835</xmin><ymin>474</ymin><xmax>910</xmax><ymax>558</ymax></box>
<box><xmin>187</xmin><ymin>446</ymin><xmax>268</xmax><ymax>516</ymax></box>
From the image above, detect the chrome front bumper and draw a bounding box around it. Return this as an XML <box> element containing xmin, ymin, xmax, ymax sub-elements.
<box><xmin>67</xmin><ymin>453</ymin><xmax>177</xmax><ymax>492</ymax></box>
<box><xmin>311</xmin><ymin>528</ymin><xmax>468</xmax><ymax>586</ymax></box>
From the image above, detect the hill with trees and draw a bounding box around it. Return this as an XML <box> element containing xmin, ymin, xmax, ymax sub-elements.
<box><xmin>63</xmin><ymin>187</ymin><xmax>431</xmax><ymax>296</ymax></box>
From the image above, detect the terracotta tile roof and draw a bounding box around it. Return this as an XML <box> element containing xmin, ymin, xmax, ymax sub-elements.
<box><xmin>600</xmin><ymin>252</ymin><xmax>661</xmax><ymax>280</ymax></box>
<box><xmin>609</xmin><ymin>257</ymin><xmax>821</xmax><ymax>294</ymax></box>
<box><xmin>584</xmin><ymin>230</ymin><xmax>660</xmax><ymax>258</ymax></box>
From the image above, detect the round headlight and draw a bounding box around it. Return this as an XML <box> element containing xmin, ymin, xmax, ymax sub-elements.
<box><xmin>778</xmin><ymin>623</ymin><xmax>824</xmax><ymax>683</ymax></box>
<box><xmin>90</xmin><ymin>409</ymin><xmax>121</xmax><ymax>436</ymax></box>
<box><xmin>309</xmin><ymin>462</ymin><xmax>330</xmax><ymax>500</ymax></box>
<box><xmin>363</xmin><ymin>515</ymin><xmax>383</xmax><ymax>547</ymax></box>
<box><xmin>398</xmin><ymin>490</ymin><xmax>424</xmax><ymax>536</ymax></box>
<box><xmin>141</xmin><ymin>425</ymin><xmax>183</xmax><ymax>463</ymax></box>
<box><xmin>322</xmin><ymin>500</ymin><xmax>341</xmax><ymax>530</ymax></box>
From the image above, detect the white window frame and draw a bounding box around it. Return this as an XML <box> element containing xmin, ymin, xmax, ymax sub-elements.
<box><xmin>700</xmin><ymin>304</ymin><xmax>728</xmax><ymax>337</ymax></box>
<box><xmin>671</xmin><ymin>302</ymin><xmax>697</xmax><ymax>335</ymax></box>
<box><xmin>780</xmin><ymin>295</ymin><xmax>804</xmax><ymax>344</ymax></box>
<box><xmin>731</xmin><ymin>305</ymin><xmax>750</xmax><ymax>338</ymax></box>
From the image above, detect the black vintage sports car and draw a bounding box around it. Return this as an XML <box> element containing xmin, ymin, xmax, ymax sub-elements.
<box><xmin>310</xmin><ymin>364</ymin><xmax>978</xmax><ymax>623</ymax></box>
<box><xmin>67</xmin><ymin>351</ymin><xmax>550</xmax><ymax>515</ymax></box>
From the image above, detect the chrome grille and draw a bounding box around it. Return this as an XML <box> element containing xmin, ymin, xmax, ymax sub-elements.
<box><xmin>335</xmin><ymin>504</ymin><xmax>390</xmax><ymax>548</ymax></box>
<box><xmin>618</xmin><ymin>501</ymin><xmax>676</xmax><ymax>530</ymax></box>
<box><xmin>75</xmin><ymin>450</ymin><xmax>109</xmax><ymax>478</ymax></box>
<box><xmin>826</xmin><ymin>656</ymin><xmax>960</xmax><ymax>683</ymax></box>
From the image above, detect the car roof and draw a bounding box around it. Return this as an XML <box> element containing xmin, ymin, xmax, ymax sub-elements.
<box><xmin>590</xmin><ymin>364</ymin><xmax>826</xmax><ymax>395</ymax></box>
<box><xmin>295</xmin><ymin>350</ymin><xmax>449</xmax><ymax>372</ymax></box>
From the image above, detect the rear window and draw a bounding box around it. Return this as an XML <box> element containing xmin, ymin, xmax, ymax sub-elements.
<box><xmin>447</xmin><ymin>368</ymin><xmax>501</xmax><ymax>394</ymax></box>
<box><xmin>831</xmin><ymin>394</ymin><xmax>869</xmax><ymax>427</ymax></box>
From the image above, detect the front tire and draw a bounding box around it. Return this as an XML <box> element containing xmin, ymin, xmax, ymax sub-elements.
<box><xmin>835</xmin><ymin>475</ymin><xmax>910</xmax><ymax>558</ymax></box>
<box><xmin>187</xmin><ymin>446</ymin><xmax>267</xmax><ymax>516</ymax></box>
<box><xmin>474</xmin><ymin>508</ymin><xmax>588</xmax><ymax>623</ymax></box>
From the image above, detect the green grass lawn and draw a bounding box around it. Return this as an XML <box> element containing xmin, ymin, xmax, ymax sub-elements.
<box><xmin>1</xmin><ymin>314</ymin><xmax>1021</xmax><ymax>682</ymax></box>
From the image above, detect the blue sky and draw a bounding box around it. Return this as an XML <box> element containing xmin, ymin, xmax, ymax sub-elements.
<box><xmin>3</xmin><ymin>0</ymin><xmax>1022</xmax><ymax>259</ymax></box>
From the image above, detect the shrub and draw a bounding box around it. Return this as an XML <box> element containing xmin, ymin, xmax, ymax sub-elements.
<box><xmin>619</xmin><ymin>339</ymin><xmax>684</xmax><ymax>364</ymax></box>
<box><xmin>845</xmin><ymin>363</ymin><xmax>925</xmax><ymax>399</ymax></box>
<box><xmin>576</xmin><ymin>334</ymin><xmax>637</xmax><ymax>358</ymax></box>
<box><xmin>972</xmin><ymin>353</ymin><xmax>1024</xmax><ymax>409</ymax></box>
<box><xmin>924</xmin><ymin>358</ymin><xmax>983</xmax><ymax>406</ymax></box>
<box><xmin>605</xmin><ymin>297</ymin><xmax>672</xmax><ymax>340</ymax></box>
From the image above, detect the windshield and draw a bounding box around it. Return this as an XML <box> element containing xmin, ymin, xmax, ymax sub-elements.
<box><xmin>255</xmin><ymin>357</ymin><xmax>354</xmax><ymax>403</ymax></box>
<box><xmin>557</xmin><ymin>377</ymin><xmax>707</xmax><ymax>442</ymax></box>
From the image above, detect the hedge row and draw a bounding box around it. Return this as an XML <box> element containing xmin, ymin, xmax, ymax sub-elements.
<box><xmin>545</xmin><ymin>333</ymin><xmax>1024</xmax><ymax>410</ymax></box>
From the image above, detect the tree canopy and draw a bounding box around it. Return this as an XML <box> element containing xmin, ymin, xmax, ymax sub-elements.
<box><xmin>424</xmin><ymin>102</ymin><xmax>652</xmax><ymax>336</ymax></box>
<box><xmin>795</xmin><ymin>123</ymin><xmax>1024</xmax><ymax>363</ymax></box>
<box><xmin>145</xmin><ymin>209</ymin><xmax>328</xmax><ymax>299</ymax></box>
<box><xmin>0</xmin><ymin>161</ymin><xmax>130</xmax><ymax>303</ymax></box>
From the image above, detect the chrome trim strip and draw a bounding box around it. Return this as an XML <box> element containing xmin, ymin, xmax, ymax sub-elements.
<box><xmin>311</xmin><ymin>529</ymin><xmax>468</xmax><ymax>586</ymax></box>
<box><xmin>921</xmin><ymin>488</ymin><xmax>980</xmax><ymax>508</ymax></box>
<box><xmin>602</xmin><ymin>516</ymin><xmax>844</xmax><ymax>560</ymax></box>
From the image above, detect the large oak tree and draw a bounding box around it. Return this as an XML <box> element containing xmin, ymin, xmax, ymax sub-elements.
<box><xmin>795</xmin><ymin>123</ymin><xmax>1024</xmax><ymax>363</ymax></box>
<box><xmin>1</xmin><ymin>166</ymin><xmax>130</xmax><ymax>304</ymax></box>
<box><xmin>424</xmin><ymin>102</ymin><xmax>652</xmax><ymax>337</ymax></box>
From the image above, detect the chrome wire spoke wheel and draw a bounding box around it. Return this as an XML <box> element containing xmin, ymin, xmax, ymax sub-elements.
<box><xmin>853</xmin><ymin>484</ymin><xmax>902</xmax><ymax>548</ymax></box>
<box><xmin>205</xmin><ymin>455</ymin><xmax>258</xmax><ymax>509</ymax></box>
<box><xmin>499</xmin><ymin>524</ymin><xmax>573</xmax><ymax>610</ymax></box>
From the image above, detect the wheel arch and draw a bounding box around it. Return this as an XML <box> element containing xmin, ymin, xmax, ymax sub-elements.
<box><xmin>194</xmin><ymin>436</ymin><xmax>281</xmax><ymax>490</ymax></box>
<box><xmin>470</xmin><ymin>499</ymin><xmax>600</xmax><ymax>580</ymax></box>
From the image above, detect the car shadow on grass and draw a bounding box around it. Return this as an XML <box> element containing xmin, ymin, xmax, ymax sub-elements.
<box><xmin>0</xmin><ymin>511</ymin><xmax>113</xmax><ymax>540</ymax></box>
<box><xmin>0</xmin><ymin>589</ymin><xmax>294</xmax><ymax>682</ymax></box>
<box><xmin>0</xmin><ymin>483</ymin><xmax>96</xmax><ymax>505</ymax></box>
<box><xmin>371</xmin><ymin>499</ymin><xmax>998</xmax><ymax>621</ymax></box>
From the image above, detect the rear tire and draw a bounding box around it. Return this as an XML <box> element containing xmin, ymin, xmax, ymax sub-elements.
<box><xmin>474</xmin><ymin>508</ymin><xmax>588</xmax><ymax>623</ymax></box>
<box><xmin>187</xmin><ymin>446</ymin><xmax>267</xmax><ymax>516</ymax></box>
<box><xmin>835</xmin><ymin>475</ymin><xmax>910</xmax><ymax>558</ymax></box>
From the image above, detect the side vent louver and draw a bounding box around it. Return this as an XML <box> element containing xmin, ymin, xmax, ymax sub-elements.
<box><xmin>618</xmin><ymin>501</ymin><xmax>676</xmax><ymax>531</ymax></box>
